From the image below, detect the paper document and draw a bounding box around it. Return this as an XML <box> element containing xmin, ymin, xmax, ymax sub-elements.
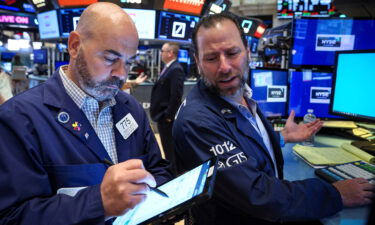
<box><xmin>293</xmin><ymin>143</ymin><xmax>375</xmax><ymax>166</ymax></box>
<box><xmin>322</xmin><ymin>121</ymin><xmax>357</xmax><ymax>129</ymax></box>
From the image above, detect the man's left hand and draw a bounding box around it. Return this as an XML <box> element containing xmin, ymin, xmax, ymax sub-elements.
<box><xmin>281</xmin><ymin>110</ymin><xmax>324</xmax><ymax>143</ymax></box>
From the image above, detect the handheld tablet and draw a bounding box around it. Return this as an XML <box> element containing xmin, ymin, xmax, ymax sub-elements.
<box><xmin>113</xmin><ymin>158</ymin><xmax>218</xmax><ymax>225</ymax></box>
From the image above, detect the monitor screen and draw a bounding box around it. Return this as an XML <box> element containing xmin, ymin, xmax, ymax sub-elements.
<box><xmin>177</xmin><ymin>49</ymin><xmax>189</xmax><ymax>63</ymax></box>
<box><xmin>250</xmin><ymin>69</ymin><xmax>288</xmax><ymax>117</ymax></box>
<box><xmin>289</xmin><ymin>70</ymin><xmax>341</xmax><ymax>119</ymax></box>
<box><xmin>1</xmin><ymin>52</ymin><xmax>16</xmax><ymax>62</ymax></box>
<box><xmin>1</xmin><ymin>62</ymin><xmax>12</xmax><ymax>72</ymax></box>
<box><xmin>37</xmin><ymin>10</ymin><xmax>60</xmax><ymax>39</ymax></box>
<box><xmin>163</xmin><ymin>0</ymin><xmax>205</xmax><ymax>15</ymax></box>
<box><xmin>277</xmin><ymin>0</ymin><xmax>334</xmax><ymax>19</ymax></box>
<box><xmin>33</xmin><ymin>49</ymin><xmax>48</xmax><ymax>64</ymax></box>
<box><xmin>59</xmin><ymin>8</ymin><xmax>85</xmax><ymax>38</ymax></box>
<box><xmin>123</xmin><ymin>8</ymin><xmax>156</xmax><ymax>39</ymax></box>
<box><xmin>157</xmin><ymin>11</ymin><xmax>199</xmax><ymax>42</ymax></box>
<box><xmin>330</xmin><ymin>50</ymin><xmax>375</xmax><ymax>121</ymax></box>
<box><xmin>291</xmin><ymin>18</ymin><xmax>375</xmax><ymax>67</ymax></box>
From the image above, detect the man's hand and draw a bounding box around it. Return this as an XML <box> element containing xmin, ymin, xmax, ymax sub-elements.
<box><xmin>333</xmin><ymin>178</ymin><xmax>375</xmax><ymax>207</ymax></box>
<box><xmin>100</xmin><ymin>159</ymin><xmax>156</xmax><ymax>217</ymax></box>
<box><xmin>135</xmin><ymin>73</ymin><xmax>147</xmax><ymax>84</ymax></box>
<box><xmin>281</xmin><ymin>110</ymin><xmax>324</xmax><ymax>143</ymax></box>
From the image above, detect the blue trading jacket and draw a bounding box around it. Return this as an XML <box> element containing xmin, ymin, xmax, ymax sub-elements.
<box><xmin>173</xmin><ymin>80</ymin><xmax>343</xmax><ymax>225</ymax></box>
<box><xmin>0</xmin><ymin>70</ymin><xmax>172</xmax><ymax>225</ymax></box>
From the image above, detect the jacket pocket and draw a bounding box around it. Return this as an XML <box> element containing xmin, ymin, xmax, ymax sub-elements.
<box><xmin>44</xmin><ymin>163</ymin><xmax>107</xmax><ymax>192</ymax></box>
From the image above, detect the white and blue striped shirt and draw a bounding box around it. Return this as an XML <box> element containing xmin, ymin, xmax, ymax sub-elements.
<box><xmin>59</xmin><ymin>66</ymin><xmax>118</xmax><ymax>163</ymax></box>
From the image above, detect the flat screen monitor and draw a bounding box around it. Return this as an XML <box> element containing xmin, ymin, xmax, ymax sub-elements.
<box><xmin>123</xmin><ymin>8</ymin><xmax>156</xmax><ymax>39</ymax></box>
<box><xmin>37</xmin><ymin>10</ymin><xmax>60</xmax><ymax>39</ymax></box>
<box><xmin>33</xmin><ymin>49</ymin><xmax>48</xmax><ymax>64</ymax></box>
<box><xmin>1</xmin><ymin>62</ymin><xmax>12</xmax><ymax>72</ymax></box>
<box><xmin>59</xmin><ymin>8</ymin><xmax>85</xmax><ymax>38</ymax></box>
<box><xmin>289</xmin><ymin>70</ymin><xmax>341</xmax><ymax>119</ymax></box>
<box><xmin>250</xmin><ymin>69</ymin><xmax>288</xmax><ymax>117</ymax></box>
<box><xmin>277</xmin><ymin>0</ymin><xmax>334</xmax><ymax>19</ymax></box>
<box><xmin>157</xmin><ymin>11</ymin><xmax>199</xmax><ymax>42</ymax></box>
<box><xmin>291</xmin><ymin>18</ymin><xmax>375</xmax><ymax>67</ymax></box>
<box><xmin>330</xmin><ymin>50</ymin><xmax>375</xmax><ymax>121</ymax></box>
<box><xmin>177</xmin><ymin>49</ymin><xmax>189</xmax><ymax>63</ymax></box>
<box><xmin>1</xmin><ymin>52</ymin><xmax>16</xmax><ymax>62</ymax></box>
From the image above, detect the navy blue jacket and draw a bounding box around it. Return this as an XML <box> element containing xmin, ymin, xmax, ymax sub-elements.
<box><xmin>173</xmin><ymin>80</ymin><xmax>343</xmax><ymax>225</ymax></box>
<box><xmin>0</xmin><ymin>71</ymin><xmax>172</xmax><ymax>224</ymax></box>
<box><xmin>150</xmin><ymin>60</ymin><xmax>185</xmax><ymax>122</ymax></box>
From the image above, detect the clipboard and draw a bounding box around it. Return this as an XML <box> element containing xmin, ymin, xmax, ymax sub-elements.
<box><xmin>113</xmin><ymin>157</ymin><xmax>218</xmax><ymax>225</ymax></box>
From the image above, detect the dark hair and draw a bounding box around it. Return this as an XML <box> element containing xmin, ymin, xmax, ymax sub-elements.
<box><xmin>191</xmin><ymin>13</ymin><xmax>248</xmax><ymax>57</ymax></box>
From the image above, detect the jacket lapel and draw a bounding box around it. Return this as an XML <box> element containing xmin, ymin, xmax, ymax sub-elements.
<box><xmin>112</xmin><ymin>95</ymin><xmax>132</xmax><ymax>162</ymax></box>
<box><xmin>257</xmin><ymin>108</ymin><xmax>284</xmax><ymax>178</ymax></box>
<box><xmin>43</xmin><ymin>71</ymin><xmax>111</xmax><ymax>162</ymax></box>
<box><xmin>199</xmin><ymin>81</ymin><xmax>278</xmax><ymax>166</ymax></box>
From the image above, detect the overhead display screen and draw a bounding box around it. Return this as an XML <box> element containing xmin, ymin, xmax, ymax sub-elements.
<box><xmin>57</xmin><ymin>0</ymin><xmax>97</xmax><ymax>7</ymax></box>
<box><xmin>277</xmin><ymin>0</ymin><xmax>335</xmax><ymax>18</ymax></box>
<box><xmin>157</xmin><ymin>11</ymin><xmax>199</xmax><ymax>42</ymax></box>
<box><xmin>123</xmin><ymin>8</ymin><xmax>156</xmax><ymax>39</ymax></box>
<box><xmin>37</xmin><ymin>10</ymin><xmax>60</xmax><ymax>39</ymax></box>
<box><xmin>163</xmin><ymin>0</ymin><xmax>205</xmax><ymax>15</ymax></box>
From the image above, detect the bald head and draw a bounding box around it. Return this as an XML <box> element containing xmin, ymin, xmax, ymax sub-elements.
<box><xmin>75</xmin><ymin>2</ymin><xmax>137</xmax><ymax>40</ymax></box>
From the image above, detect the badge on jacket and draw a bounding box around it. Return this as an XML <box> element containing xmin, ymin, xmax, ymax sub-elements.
<box><xmin>116</xmin><ymin>113</ymin><xmax>138</xmax><ymax>139</ymax></box>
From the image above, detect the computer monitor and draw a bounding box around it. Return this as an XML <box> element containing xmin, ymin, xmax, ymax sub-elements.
<box><xmin>250</xmin><ymin>69</ymin><xmax>288</xmax><ymax>117</ymax></box>
<box><xmin>177</xmin><ymin>49</ymin><xmax>189</xmax><ymax>63</ymax></box>
<box><xmin>123</xmin><ymin>8</ymin><xmax>156</xmax><ymax>39</ymax></box>
<box><xmin>330</xmin><ymin>50</ymin><xmax>375</xmax><ymax>121</ymax></box>
<box><xmin>291</xmin><ymin>18</ymin><xmax>375</xmax><ymax>68</ymax></box>
<box><xmin>59</xmin><ymin>8</ymin><xmax>85</xmax><ymax>38</ymax></box>
<box><xmin>37</xmin><ymin>10</ymin><xmax>60</xmax><ymax>39</ymax></box>
<box><xmin>33</xmin><ymin>49</ymin><xmax>48</xmax><ymax>64</ymax></box>
<box><xmin>289</xmin><ymin>70</ymin><xmax>341</xmax><ymax>119</ymax></box>
<box><xmin>157</xmin><ymin>11</ymin><xmax>199</xmax><ymax>42</ymax></box>
<box><xmin>1</xmin><ymin>52</ymin><xmax>16</xmax><ymax>62</ymax></box>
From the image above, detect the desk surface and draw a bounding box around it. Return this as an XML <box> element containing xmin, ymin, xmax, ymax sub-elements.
<box><xmin>283</xmin><ymin>135</ymin><xmax>370</xmax><ymax>225</ymax></box>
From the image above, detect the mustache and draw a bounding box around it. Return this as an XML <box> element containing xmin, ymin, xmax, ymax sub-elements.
<box><xmin>97</xmin><ymin>77</ymin><xmax>124</xmax><ymax>88</ymax></box>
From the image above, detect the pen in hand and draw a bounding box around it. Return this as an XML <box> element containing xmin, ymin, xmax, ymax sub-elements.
<box><xmin>101</xmin><ymin>159</ymin><xmax>169</xmax><ymax>198</ymax></box>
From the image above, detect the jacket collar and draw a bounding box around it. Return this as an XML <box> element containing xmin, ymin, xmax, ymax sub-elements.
<box><xmin>197</xmin><ymin>80</ymin><xmax>284</xmax><ymax>176</ymax></box>
<box><xmin>42</xmin><ymin>71</ymin><xmax>121</xmax><ymax>162</ymax></box>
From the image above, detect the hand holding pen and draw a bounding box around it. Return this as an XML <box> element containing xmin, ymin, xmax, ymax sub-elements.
<box><xmin>100</xmin><ymin>159</ymin><xmax>165</xmax><ymax>217</ymax></box>
<box><xmin>102</xmin><ymin>159</ymin><xmax>169</xmax><ymax>198</ymax></box>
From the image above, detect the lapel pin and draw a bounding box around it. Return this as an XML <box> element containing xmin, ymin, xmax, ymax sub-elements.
<box><xmin>57</xmin><ymin>112</ymin><xmax>70</xmax><ymax>124</ymax></box>
<box><xmin>221</xmin><ymin>108</ymin><xmax>232</xmax><ymax>114</ymax></box>
<box><xmin>72</xmin><ymin>121</ymin><xmax>82</xmax><ymax>131</ymax></box>
<box><xmin>84</xmin><ymin>132</ymin><xmax>89</xmax><ymax>139</ymax></box>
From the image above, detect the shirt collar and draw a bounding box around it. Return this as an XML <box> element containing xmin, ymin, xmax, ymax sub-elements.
<box><xmin>59</xmin><ymin>65</ymin><xmax>116</xmax><ymax>109</ymax></box>
<box><xmin>165</xmin><ymin>59</ymin><xmax>176</xmax><ymax>68</ymax></box>
<box><xmin>222</xmin><ymin>83</ymin><xmax>257</xmax><ymax>115</ymax></box>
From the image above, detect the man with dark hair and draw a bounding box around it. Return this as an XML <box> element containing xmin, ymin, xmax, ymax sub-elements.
<box><xmin>150</xmin><ymin>42</ymin><xmax>185</xmax><ymax>175</ymax></box>
<box><xmin>173</xmin><ymin>13</ymin><xmax>374</xmax><ymax>225</ymax></box>
<box><xmin>0</xmin><ymin>3</ymin><xmax>172</xmax><ymax>224</ymax></box>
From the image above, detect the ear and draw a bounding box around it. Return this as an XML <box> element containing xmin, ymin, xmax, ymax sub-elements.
<box><xmin>194</xmin><ymin>55</ymin><xmax>201</xmax><ymax>74</ymax></box>
<box><xmin>68</xmin><ymin>31</ymin><xmax>81</xmax><ymax>59</ymax></box>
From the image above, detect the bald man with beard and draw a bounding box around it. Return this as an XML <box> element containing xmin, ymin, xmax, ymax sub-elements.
<box><xmin>0</xmin><ymin>3</ymin><xmax>172</xmax><ymax>224</ymax></box>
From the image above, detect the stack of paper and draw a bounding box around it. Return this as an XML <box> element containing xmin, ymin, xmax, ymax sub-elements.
<box><xmin>293</xmin><ymin>143</ymin><xmax>375</xmax><ymax>166</ymax></box>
